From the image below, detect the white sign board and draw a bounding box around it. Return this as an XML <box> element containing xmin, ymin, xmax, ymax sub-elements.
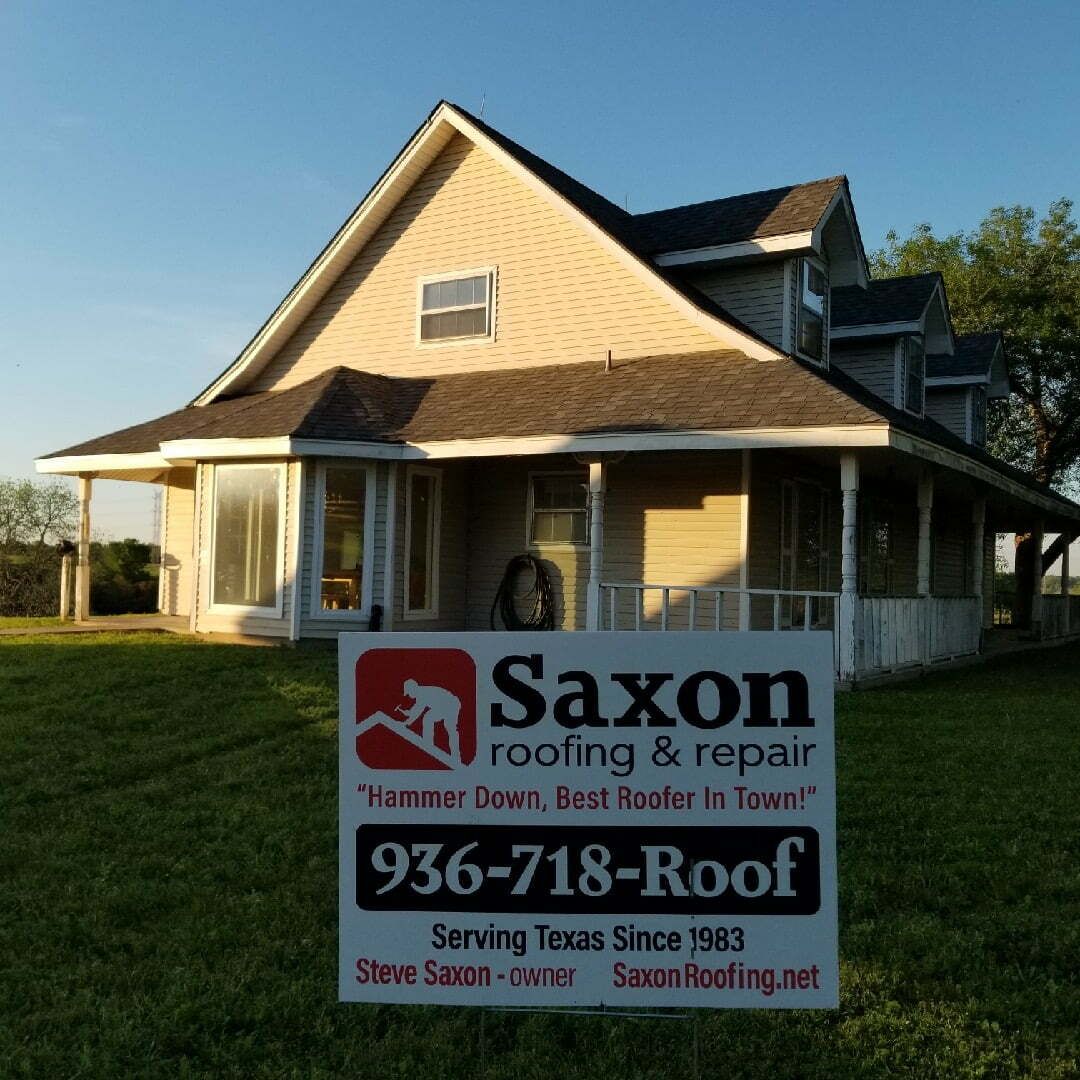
<box><xmin>339</xmin><ymin>632</ymin><xmax>837</xmax><ymax>1009</ymax></box>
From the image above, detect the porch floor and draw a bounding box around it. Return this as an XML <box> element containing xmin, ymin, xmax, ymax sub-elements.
<box><xmin>0</xmin><ymin>615</ymin><xmax>191</xmax><ymax>638</ymax></box>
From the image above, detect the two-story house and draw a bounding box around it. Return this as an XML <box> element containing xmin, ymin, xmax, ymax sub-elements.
<box><xmin>36</xmin><ymin>101</ymin><xmax>1080</xmax><ymax>682</ymax></box>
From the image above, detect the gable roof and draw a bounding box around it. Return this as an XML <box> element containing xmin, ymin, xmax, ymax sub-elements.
<box><xmin>927</xmin><ymin>332</ymin><xmax>1004</xmax><ymax>379</ymax></box>
<box><xmin>629</xmin><ymin>177</ymin><xmax>846</xmax><ymax>255</ymax></box>
<box><xmin>192</xmin><ymin>101</ymin><xmax>783</xmax><ymax>406</ymax></box>
<box><xmin>831</xmin><ymin>273</ymin><xmax>943</xmax><ymax>328</ymax></box>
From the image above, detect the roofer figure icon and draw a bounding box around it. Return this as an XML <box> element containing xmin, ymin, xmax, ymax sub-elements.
<box><xmin>392</xmin><ymin>678</ymin><xmax>462</xmax><ymax>763</ymax></box>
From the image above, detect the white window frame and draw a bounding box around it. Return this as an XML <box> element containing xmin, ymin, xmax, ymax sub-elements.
<box><xmin>795</xmin><ymin>256</ymin><xmax>829</xmax><ymax>368</ymax></box>
<box><xmin>207</xmin><ymin>462</ymin><xmax>287</xmax><ymax>617</ymax></box>
<box><xmin>415</xmin><ymin>267</ymin><xmax>497</xmax><ymax>348</ymax></box>
<box><xmin>402</xmin><ymin>465</ymin><xmax>442</xmax><ymax>620</ymax></box>
<box><xmin>525</xmin><ymin>469</ymin><xmax>590</xmax><ymax>549</ymax></box>
<box><xmin>309</xmin><ymin>461</ymin><xmax>377</xmax><ymax>620</ymax></box>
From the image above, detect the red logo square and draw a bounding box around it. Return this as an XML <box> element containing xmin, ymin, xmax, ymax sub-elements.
<box><xmin>355</xmin><ymin>648</ymin><xmax>477</xmax><ymax>770</ymax></box>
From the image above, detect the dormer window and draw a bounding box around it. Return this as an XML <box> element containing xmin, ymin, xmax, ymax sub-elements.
<box><xmin>901</xmin><ymin>335</ymin><xmax>925</xmax><ymax>414</ymax></box>
<box><xmin>972</xmin><ymin>387</ymin><xmax>987</xmax><ymax>445</ymax></box>
<box><xmin>796</xmin><ymin>258</ymin><xmax>828</xmax><ymax>364</ymax></box>
<box><xmin>418</xmin><ymin>269</ymin><xmax>495</xmax><ymax>344</ymax></box>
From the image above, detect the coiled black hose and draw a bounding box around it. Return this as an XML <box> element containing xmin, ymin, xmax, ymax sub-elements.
<box><xmin>490</xmin><ymin>553</ymin><xmax>556</xmax><ymax>631</ymax></box>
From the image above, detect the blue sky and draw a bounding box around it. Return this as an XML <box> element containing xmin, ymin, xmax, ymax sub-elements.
<box><xmin>2</xmin><ymin>0</ymin><xmax>1078</xmax><ymax>542</ymax></box>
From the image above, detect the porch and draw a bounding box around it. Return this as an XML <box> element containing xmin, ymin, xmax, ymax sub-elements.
<box><xmin>46</xmin><ymin>440</ymin><xmax>1079</xmax><ymax>685</ymax></box>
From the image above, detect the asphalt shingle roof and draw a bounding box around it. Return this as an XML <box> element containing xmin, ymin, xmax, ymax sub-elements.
<box><xmin>832</xmin><ymin>273</ymin><xmax>941</xmax><ymax>328</ymax></box>
<box><xmin>927</xmin><ymin>332</ymin><xmax>1003</xmax><ymax>379</ymax></box>
<box><xmin>44</xmin><ymin>354</ymin><xmax>883</xmax><ymax>459</ymax></box>
<box><xmin>628</xmin><ymin>177</ymin><xmax>846</xmax><ymax>255</ymax></box>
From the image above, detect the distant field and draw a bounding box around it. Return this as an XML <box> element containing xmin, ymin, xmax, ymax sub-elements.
<box><xmin>1</xmin><ymin>632</ymin><xmax>1077</xmax><ymax>1079</ymax></box>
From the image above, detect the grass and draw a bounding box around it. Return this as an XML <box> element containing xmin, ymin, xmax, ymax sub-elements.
<box><xmin>1</xmin><ymin>632</ymin><xmax>1077</xmax><ymax>1079</ymax></box>
<box><xmin>0</xmin><ymin>615</ymin><xmax>63</xmax><ymax>628</ymax></box>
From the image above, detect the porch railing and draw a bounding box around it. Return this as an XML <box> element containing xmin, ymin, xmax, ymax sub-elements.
<box><xmin>857</xmin><ymin>595</ymin><xmax>982</xmax><ymax>673</ymax></box>
<box><xmin>1039</xmin><ymin>594</ymin><xmax>1079</xmax><ymax>640</ymax></box>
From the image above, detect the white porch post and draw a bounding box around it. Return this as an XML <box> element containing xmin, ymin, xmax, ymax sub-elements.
<box><xmin>916</xmin><ymin>472</ymin><xmax>934</xmax><ymax>597</ymax></box>
<box><xmin>74</xmin><ymin>474</ymin><xmax>92</xmax><ymax>622</ymax></box>
<box><xmin>1062</xmin><ymin>535</ymin><xmax>1071</xmax><ymax>635</ymax></box>
<box><xmin>838</xmin><ymin>452</ymin><xmax>859</xmax><ymax>682</ymax></box>
<box><xmin>585</xmin><ymin>460</ymin><xmax>607</xmax><ymax>631</ymax></box>
<box><xmin>1031</xmin><ymin>518</ymin><xmax>1045</xmax><ymax>637</ymax></box>
<box><xmin>58</xmin><ymin>552</ymin><xmax>72</xmax><ymax>620</ymax></box>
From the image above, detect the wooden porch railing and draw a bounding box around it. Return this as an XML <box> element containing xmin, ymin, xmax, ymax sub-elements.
<box><xmin>598</xmin><ymin>583</ymin><xmax>841</xmax><ymax>672</ymax></box>
<box><xmin>857</xmin><ymin>595</ymin><xmax>982</xmax><ymax>673</ymax></box>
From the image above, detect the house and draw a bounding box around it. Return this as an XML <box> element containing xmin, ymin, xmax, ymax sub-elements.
<box><xmin>36</xmin><ymin>101</ymin><xmax>1080</xmax><ymax>682</ymax></box>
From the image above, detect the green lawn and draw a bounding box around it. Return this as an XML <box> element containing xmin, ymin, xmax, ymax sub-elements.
<box><xmin>1</xmin><ymin>633</ymin><xmax>1077</xmax><ymax>1079</ymax></box>
<box><xmin>0</xmin><ymin>615</ymin><xmax>63</xmax><ymax>628</ymax></box>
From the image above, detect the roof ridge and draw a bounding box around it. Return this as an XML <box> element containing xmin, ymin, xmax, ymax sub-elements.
<box><xmin>632</xmin><ymin>176</ymin><xmax>846</xmax><ymax>221</ymax></box>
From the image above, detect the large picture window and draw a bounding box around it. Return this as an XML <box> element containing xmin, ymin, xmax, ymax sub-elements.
<box><xmin>313</xmin><ymin>464</ymin><xmax>374</xmax><ymax>616</ymax></box>
<box><xmin>210</xmin><ymin>464</ymin><xmax>284</xmax><ymax>612</ymax></box>
<box><xmin>418</xmin><ymin>270</ymin><xmax>495</xmax><ymax>343</ymax></box>
<box><xmin>529</xmin><ymin>472</ymin><xmax>588</xmax><ymax>545</ymax></box>
<box><xmin>404</xmin><ymin>467</ymin><xmax>441</xmax><ymax>618</ymax></box>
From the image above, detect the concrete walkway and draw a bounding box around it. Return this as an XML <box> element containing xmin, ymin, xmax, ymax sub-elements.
<box><xmin>0</xmin><ymin>615</ymin><xmax>191</xmax><ymax>638</ymax></box>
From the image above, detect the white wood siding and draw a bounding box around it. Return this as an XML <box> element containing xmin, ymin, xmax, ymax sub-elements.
<box><xmin>831</xmin><ymin>342</ymin><xmax>898</xmax><ymax>405</ymax></box>
<box><xmin>689</xmin><ymin>262</ymin><xmax>786</xmax><ymax>349</ymax></box>
<box><xmin>161</xmin><ymin>467</ymin><xmax>195</xmax><ymax>616</ymax></box>
<box><xmin>250</xmin><ymin>134</ymin><xmax>724</xmax><ymax>393</ymax></box>
<box><xmin>926</xmin><ymin>387</ymin><xmax>969</xmax><ymax>441</ymax></box>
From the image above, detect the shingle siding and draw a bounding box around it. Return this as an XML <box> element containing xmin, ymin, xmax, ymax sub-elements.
<box><xmin>926</xmin><ymin>387</ymin><xmax>970</xmax><ymax>442</ymax></box>
<box><xmin>831</xmin><ymin>342</ymin><xmax>898</xmax><ymax>406</ymax></box>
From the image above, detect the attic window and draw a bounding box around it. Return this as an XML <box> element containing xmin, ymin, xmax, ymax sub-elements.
<box><xmin>797</xmin><ymin>259</ymin><xmax>827</xmax><ymax>364</ymax></box>
<box><xmin>418</xmin><ymin>270</ymin><xmax>495</xmax><ymax>343</ymax></box>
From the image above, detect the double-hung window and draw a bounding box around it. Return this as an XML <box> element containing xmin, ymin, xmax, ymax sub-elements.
<box><xmin>404</xmin><ymin>466</ymin><xmax>441</xmax><ymax>618</ymax></box>
<box><xmin>779</xmin><ymin>479</ymin><xmax>830</xmax><ymax>626</ymax></box>
<box><xmin>312</xmin><ymin>463</ymin><xmax>375</xmax><ymax>616</ymax></box>
<box><xmin>860</xmin><ymin>499</ymin><xmax>893</xmax><ymax>596</ymax></box>
<box><xmin>796</xmin><ymin>258</ymin><xmax>828</xmax><ymax>364</ymax></box>
<box><xmin>901</xmin><ymin>335</ymin><xmax>925</xmax><ymax>414</ymax></box>
<box><xmin>210</xmin><ymin>463</ymin><xmax>285</xmax><ymax>613</ymax></box>
<box><xmin>418</xmin><ymin>270</ymin><xmax>495</xmax><ymax>343</ymax></box>
<box><xmin>529</xmin><ymin>472</ymin><xmax>588</xmax><ymax>546</ymax></box>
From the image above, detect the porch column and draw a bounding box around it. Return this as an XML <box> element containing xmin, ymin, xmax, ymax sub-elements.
<box><xmin>1031</xmin><ymin>518</ymin><xmax>1045</xmax><ymax>638</ymax></box>
<box><xmin>58</xmin><ymin>550</ymin><xmax>72</xmax><ymax>620</ymax></box>
<box><xmin>74</xmin><ymin>474</ymin><xmax>92</xmax><ymax>622</ymax></box>
<box><xmin>838</xmin><ymin>452</ymin><xmax>859</xmax><ymax>682</ymax></box>
<box><xmin>585</xmin><ymin>460</ymin><xmax>607</xmax><ymax>631</ymax></box>
<box><xmin>916</xmin><ymin>472</ymin><xmax>934</xmax><ymax>597</ymax></box>
<box><xmin>1062</xmin><ymin>534</ymin><xmax>1071</xmax><ymax>635</ymax></box>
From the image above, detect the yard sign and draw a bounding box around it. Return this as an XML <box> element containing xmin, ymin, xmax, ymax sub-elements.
<box><xmin>339</xmin><ymin>632</ymin><xmax>838</xmax><ymax>1009</ymax></box>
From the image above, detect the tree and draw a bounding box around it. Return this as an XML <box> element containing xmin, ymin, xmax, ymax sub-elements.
<box><xmin>872</xmin><ymin>200</ymin><xmax>1080</xmax><ymax>623</ymax></box>
<box><xmin>0</xmin><ymin>477</ymin><xmax>78</xmax><ymax>550</ymax></box>
<box><xmin>0</xmin><ymin>477</ymin><xmax>79</xmax><ymax>617</ymax></box>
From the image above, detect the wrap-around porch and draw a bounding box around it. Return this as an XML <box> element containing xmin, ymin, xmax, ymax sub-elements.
<box><xmin>56</xmin><ymin>440</ymin><xmax>1079</xmax><ymax>684</ymax></box>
